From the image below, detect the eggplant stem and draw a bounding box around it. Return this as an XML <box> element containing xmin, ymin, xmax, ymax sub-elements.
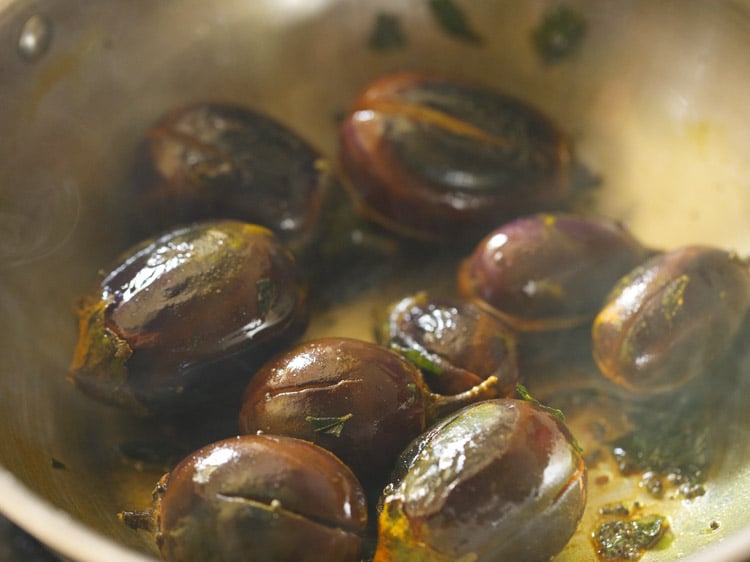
<box><xmin>428</xmin><ymin>375</ymin><xmax>500</xmax><ymax>422</ymax></box>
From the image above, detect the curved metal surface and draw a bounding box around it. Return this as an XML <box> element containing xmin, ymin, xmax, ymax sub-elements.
<box><xmin>2</xmin><ymin>1</ymin><xmax>750</xmax><ymax>561</ymax></box>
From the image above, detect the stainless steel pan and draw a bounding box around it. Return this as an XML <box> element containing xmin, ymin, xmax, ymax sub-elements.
<box><xmin>3</xmin><ymin>1</ymin><xmax>750</xmax><ymax>560</ymax></box>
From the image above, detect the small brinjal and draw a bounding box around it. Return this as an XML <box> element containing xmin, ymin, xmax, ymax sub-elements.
<box><xmin>592</xmin><ymin>245</ymin><xmax>750</xmax><ymax>393</ymax></box>
<box><xmin>377</xmin><ymin>291</ymin><xmax>519</xmax><ymax>396</ymax></box>
<box><xmin>119</xmin><ymin>434</ymin><xmax>368</xmax><ymax>562</ymax></box>
<box><xmin>238</xmin><ymin>337</ymin><xmax>499</xmax><ymax>485</ymax></box>
<box><xmin>338</xmin><ymin>72</ymin><xmax>572</xmax><ymax>241</ymax></box>
<box><xmin>374</xmin><ymin>398</ymin><xmax>587</xmax><ymax>562</ymax></box>
<box><xmin>458</xmin><ymin>213</ymin><xmax>651</xmax><ymax>331</ymax></box>
<box><xmin>68</xmin><ymin>220</ymin><xmax>307</xmax><ymax>414</ymax></box>
<box><xmin>132</xmin><ymin>103</ymin><xmax>331</xmax><ymax>250</ymax></box>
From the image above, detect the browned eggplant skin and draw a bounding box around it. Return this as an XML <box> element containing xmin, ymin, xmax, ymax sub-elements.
<box><xmin>338</xmin><ymin>72</ymin><xmax>572</xmax><ymax>241</ymax></box>
<box><xmin>374</xmin><ymin>399</ymin><xmax>587</xmax><ymax>562</ymax></box>
<box><xmin>238</xmin><ymin>338</ymin><xmax>429</xmax><ymax>485</ymax></box>
<box><xmin>68</xmin><ymin>220</ymin><xmax>307</xmax><ymax>414</ymax></box>
<box><xmin>458</xmin><ymin>213</ymin><xmax>651</xmax><ymax>331</ymax></box>
<box><xmin>592</xmin><ymin>245</ymin><xmax>750</xmax><ymax>393</ymax></box>
<box><xmin>379</xmin><ymin>291</ymin><xmax>519</xmax><ymax>395</ymax></box>
<box><xmin>149</xmin><ymin>434</ymin><xmax>367</xmax><ymax>562</ymax></box>
<box><xmin>132</xmin><ymin>103</ymin><xmax>330</xmax><ymax>249</ymax></box>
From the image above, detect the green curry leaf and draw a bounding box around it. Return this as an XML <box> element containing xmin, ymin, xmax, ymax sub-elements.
<box><xmin>428</xmin><ymin>0</ymin><xmax>483</xmax><ymax>45</ymax></box>
<box><xmin>369</xmin><ymin>13</ymin><xmax>407</xmax><ymax>51</ymax></box>
<box><xmin>306</xmin><ymin>413</ymin><xmax>354</xmax><ymax>438</ymax></box>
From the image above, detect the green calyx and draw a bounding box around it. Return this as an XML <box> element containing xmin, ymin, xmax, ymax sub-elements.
<box><xmin>516</xmin><ymin>384</ymin><xmax>582</xmax><ymax>454</ymax></box>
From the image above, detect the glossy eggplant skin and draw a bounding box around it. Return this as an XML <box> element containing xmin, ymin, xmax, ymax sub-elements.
<box><xmin>68</xmin><ymin>220</ymin><xmax>306</xmax><ymax>414</ymax></box>
<box><xmin>592</xmin><ymin>245</ymin><xmax>750</xmax><ymax>393</ymax></box>
<box><xmin>238</xmin><ymin>337</ymin><xmax>499</xmax><ymax>486</ymax></box>
<box><xmin>149</xmin><ymin>434</ymin><xmax>367</xmax><ymax>562</ymax></box>
<box><xmin>133</xmin><ymin>103</ymin><xmax>330</xmax><ymax>249</ymax></box>
<box><xmin>238</xmin><ymin>338</ymin><xmax>428</xmax><ymax>485</ymax></box>
<box><xmin>378</xmin><ymin>292</ymin><xmax>519</xmax><ymax>396</ymax></box>
<box><xmin>338</xmin><ymin>72</ymin><xmax>572</xmax><ymax>241</ymax></box>
<box><xmin>374</xmin><ymin>399</ymin><xmax>587</xmax><ymax>562</ymax></box>
<box><xmin>458</xmin><ymin>213</ymin><xmax>651</xmax><ymax>331</ymax></box>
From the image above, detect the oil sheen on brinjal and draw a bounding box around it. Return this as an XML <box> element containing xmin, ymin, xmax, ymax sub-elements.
<box><xmin>458</xmin><ymin>213</ymin><xmax>652</xmax><ymax>331</ymax></box>
<box><xmin>339</xmin><ymin>72</ymin><xmax>572</xmax><ymax>241</ymax></box>
<box><xmin>374</xmin><ymin>398</ymin><xmax>586</xmax><ymax>562</ymax></box>
<box><xmin>377</xmin><ymin>291</ymin><xmax>519</xmax><ymax>396</ymax></box>
<box><xmin>238</xmin><ymin>337</ymin><xmax>500</xmax><ymax>486</ymax></box>
<box><xmin>68</xmin><ymin>220</ymin><xmax>307</xmax><ymax>415</ymax></box>
<box><xmin>593</xmin><ymin>245</ymin><xmax>750</xmax><ymax>393</ymax></box>
<box><xmin>132</xmin><ymin>103</ymin><xmax>331</xmax><ymax>250</ymax></box>
<box><xmin>119</xmin><ymin>434</ymin><xmax>368</xmax><ymax>562</ymax></box>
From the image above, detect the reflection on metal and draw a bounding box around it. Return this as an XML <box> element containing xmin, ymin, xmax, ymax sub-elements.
<box><xmin>17</xmin><ymin>14</ymin><xmax>52</xmax><ymax>61</ymax></box>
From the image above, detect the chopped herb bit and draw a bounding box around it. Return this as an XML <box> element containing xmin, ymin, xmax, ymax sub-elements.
<box><xmin>677</xmin><ymin>480</ymin><xmax>707</xmax><ymax>499</ymax></box>
<box><xmin>516</xmin><ymin>384</ymin><xmax>582</xmax><ymax>453</ymax></box>
<box><xmin>51</xmin><ymin>457</ymin><xmax>67</xmax><ymax>470</ymax></box>
<box><xmin>256</xmin><ymin>278</ymin><xmax>277</xmax><ymax>316</ymax></box>
<box><xmin>642</xmin><ymin>473</ymin><xmax>665</xmax><ymax>499</ymax></box>
<box><xmin>395</xmin><ymin>345</ymin><xmax>444</xmax><ymax>376</ymax></box>
<box><xmin>599</xmin><ymin>503</ymin><xmax>630</xmax><ymax>517</ymax></box>
<box><xmin>594</xmin><ymin>515</ymin><xmax>670</xmax><ymax>561</ymax></box>
<box><xmin>532</xmin><ymin>5</ymin><xmax>587</xmax><ymax>64</ymax></box>
<box><xmin>428</xmin><ymin>0</ymin><xmax>483</xmax><ymax>45</ymax></box>
<box><xmin>516</xmin><ymin>384</ymin><xmax>566</xmax><ymax>423</ymax></box>
<box><xmin>369</xmin><ymin>13</ymin><xmax>407</xmax><ymax>51</ymax></box>
<box><xmin>609</xmin><ymin>394</ymin><xmax>711</xmax><ymax>499</ymax></box>
<box><xmin>306</xmin><ymin>413</ymin><xmax>353</xmax><ymax>438</ymax></box>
